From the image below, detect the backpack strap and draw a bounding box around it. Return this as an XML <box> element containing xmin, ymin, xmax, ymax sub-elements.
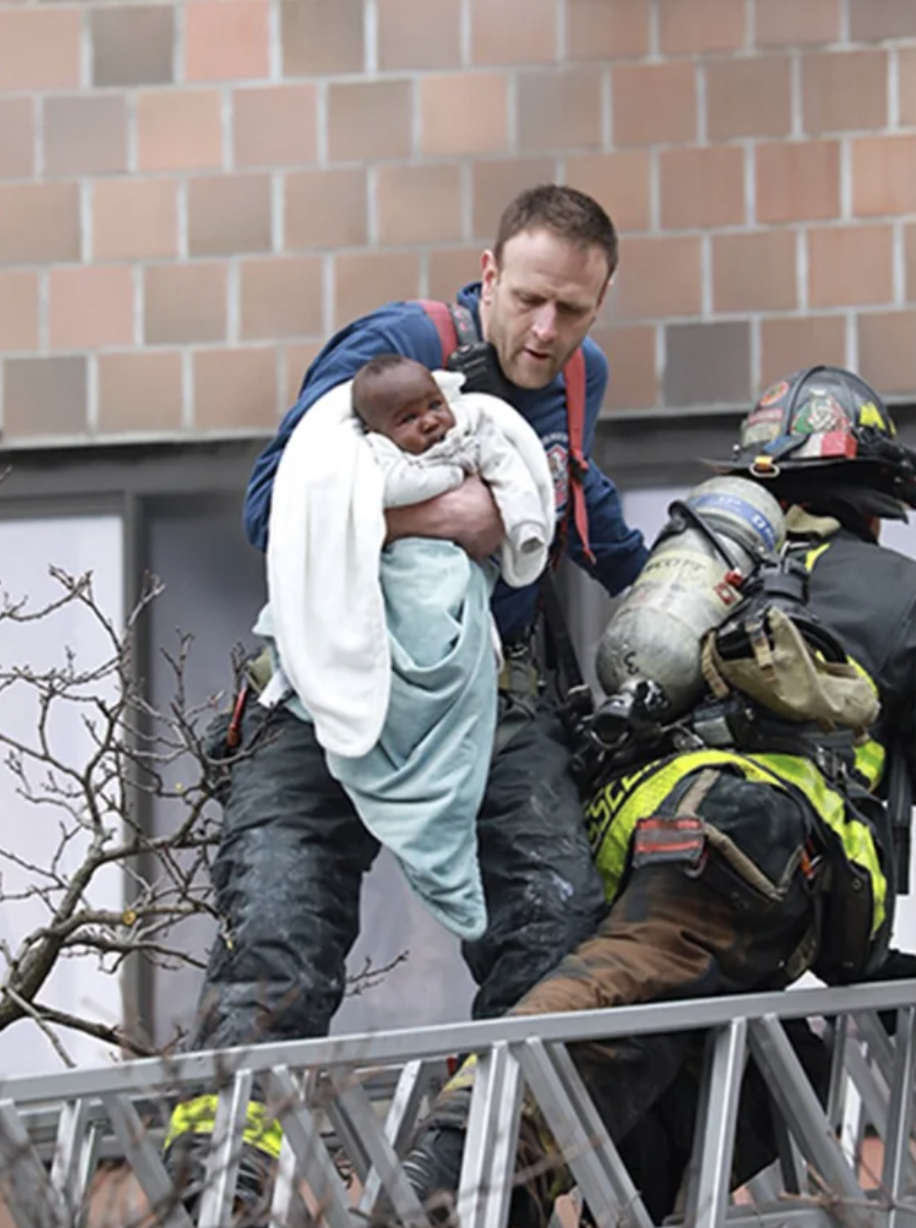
<box><xmin>415</xmin><ymin>299</ymin><xmax>477</xmax><ymax>362</ymax></box>
<box><xmin>561</xmin><ymin>347</ymin><xmax>594</xmax><ymax>565</ymax></box>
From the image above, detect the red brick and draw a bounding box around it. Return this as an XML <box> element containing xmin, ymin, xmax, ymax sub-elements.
<box><xmin>517</xmin><ymin>68</ymin><xmax>603</xmax><ymax>154</ymax></box>
<box><xmin>327</xmin><ymin>81</ymin><xmax>412</xmax><ymax>162</ymax></box>
<box><xmin>92</xmin><ymin>6</ymin><xmax>174</xmax><ymax>87</ymax></box>
<box><xmin>705</xmin><ymin>56</ymin><xmax>793</xmax><ymax>141</ymax></box>
<box><xmin>420</xmin><ymin>75</ymin><xmax>509</xmax><ymax>157</ymax></box>
<box><xmin>567</xmin><ymin>0</ymin><xmax>650</xmax><ymax>60</ymax></box>
<box><xmin>0</xmin><ymin>98</ymin><xmax>33</xmax><ymax>180</ymax></box>
<box><xmin>610</xmin><ymin>235</ymin><xmax>703</xmax><ymax>320</ymax></box>
<box><xmin>566</xmin><ymin>151</ymin><xmax>651</xmax><ymax>233</ymax></box>
<box><xmin>282</xmin><ymin>0</ymin><xmax>363</xmax><ymax>76</ymax></box>
<box><xmin>0</xmin><ymin>270</ymin><xmax>38</xmax><ymax>352</ymax></box>
<box><xmin>376</xmin><ymin>165</ymin><xmax>464</xmax><ymax>245</ymax></box>
<box><xmin>471</xmin><ymin>159</ymin><xmax>557</xmax><ymax>242</ymax></box>
<box><xmin>377</xmin><ymin>0</ymin><xmax>462</xmax><ymax>70</ymax></box>
<box><xmin>612</xmin><ymin>62</ymin><xmax>696</xmax><ymax>146</ymax></box>
<box><xmin>590</xmin><ymin>324</ymin><xmax>657</xmax><ymax>410</ymax></box>
<box><xmin>44</xmin><ymin>96</ymin><xmax>128</xmax><ymax>179</ymax></box>
<box><xmin>188</xmin><ymin>175</ymin><xmax>271</xmax><ymax>256</ymax></box>
<box><xmin>858</xmin><ymin>312</ymin><xmax>916</xmax><ymax>396</ymax></box>
<box><xmin>333</xmin><ymin>251</ymin><xmax>420</xmax><ymax>329</ymax></box>
<box><xmin>0</xmin><ymin>183</ymin><xmax>80</xmax><ymax>265</ymax></box>
<box><xmin>802</xmin><ymin>51</ymin><xmax>888</xmax><ymax>135</ymax></box>
<box><xmin>285</xmin><ymin>340</ymin><xmax>324</xmax><ymax>407</ymax></box>
<box><xmin>756</xmin><ymin>141</ymin><xmax>841</xmax><ymax>224</ymax></box>
<box><xmin>852</xmin><ymin>136</ymin><xmax>916</xmax><ymax>217</ymax></box>
<box><xmin>234</xmin><ymin>86</ymin><xmax>318</xmax><ymax>167</ymax></box>
<box><xmin>759</xmin><ymin>316</ymin><xmax>847</xmax><ymax>388</ymax></box>
<box><xmin>0</xmin><ymin>10</ymin><xmax>81</xmax><ymax>91</ymax></box>
<box><xmin>905</xmin><ymin>222</ymin><xmax>916</xmax><ymax>300</ymax></box>
<box><xmin>285</xmin><ymin>168</ymin><xmax>368</xmax><ymax>249</ymax></box>
<box><xmin>427</xmin><ymin>247</ymin><xmax>483</xmax><ymax>302</ymax></box>
<box><xmin>658</xmin><ymin>0</ymin><xmax>746</xmax><ymax>54</ymax></box>
<box><xmin>137</xmin><ymin>91</ymin><xmax>223</xmax><ymax>172</ymax></box>
<box><xmin>193</xmin><ymin>347</ymin><xmax>279</xmax><ymax>429</ymax></box>
<box><xmin>185</xmin><ymin>1</ymin><xmax>270</xmax><ymax>82</ymax></box>
<box><xmin>144</xmin><ymin>263</ymin><xmax>227</xmax><ymax>344</ymax></box>
<box><xmin>900</xmin><ymin>48</ymin><xmax>916</xmax><ymax>127</ymax></box>
<box><xmin>849</xmin><ymin>0</ymin><xmax>916</xmax><ymax>40</ymax></box>
<box><xmin>239</xmin><ymin>256</ymin><xmax>324</xmax><ymax>339</ymax></box>
<box><xmin>93</xmin><ymin>179</ymin><xmax>178</xmax><ymax>262</ymax></box>
<box><xmin>660</xmin><ymin>146</ymin><xmax>745</xmax><ymax>230</ymax></box>
<box><xmin>807</xmin><ymin>225</ymin><xmax>894</xmax><ymax>308</ymax></box>
<box><xmin>49</xmin><ymin>266</ymin><xmax>134</xmax><ymax>350</ymax></box>
<box><xmin>664</xmin><ymin>321</ymin><xmax>750</xmax><ymax>407</ymax></box>
<box><xmin>3</xmin><ymin>357</ymin><xmax>86</xmax><ymax>439</ymax></box>
<box><xmin>754</xmin><ymin>0</ymin><xmax>841</xmax><ymax>45</ymax></box>
<box><xmin>471</xmin><ymin>0</ymin><xmax>557</xmax><ymax>65</ymax></box>
<box><xmin>98</xmin><ymin>351</ymin><xmax>184</xmax><ymax>434</ymax></box>
<box><xmin>712</xmin><ymin>231</ymin><xmax>798</xmax><ymax>314</ymax></box>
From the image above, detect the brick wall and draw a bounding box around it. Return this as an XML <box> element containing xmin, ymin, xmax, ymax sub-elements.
<box><xmin>0</xmin><ymin>0</ymin><xmax>915</xmax><ymax>446</ymax></box>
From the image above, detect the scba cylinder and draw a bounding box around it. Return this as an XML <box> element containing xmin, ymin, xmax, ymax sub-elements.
<box><xmin>595</xmin><ymin>476</ymin><xmax>786</xmax><ymax>721</ymax></box>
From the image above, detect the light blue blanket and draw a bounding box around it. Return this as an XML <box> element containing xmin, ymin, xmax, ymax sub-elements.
<box><xmin>325</xmin><ymin>538</ymin><xmax>496</xmax><ymax>940</ymax></box>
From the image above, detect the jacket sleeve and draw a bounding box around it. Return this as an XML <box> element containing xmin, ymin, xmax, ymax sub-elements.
<box><xmin>564</xmin><ymin>339</ymin><xmax>649</xmax><ymax>595</ymax></box>
<box><xmin>244</xmin><ymin>312</ymin><xmax>446</xmax><ymax>551</ymax></box>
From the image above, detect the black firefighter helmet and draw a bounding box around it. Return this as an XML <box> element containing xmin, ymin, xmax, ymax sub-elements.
<box><xmin>712</xmin><ymin>365</ymin><xmax>916</xmax><ymax>522</ymax></box>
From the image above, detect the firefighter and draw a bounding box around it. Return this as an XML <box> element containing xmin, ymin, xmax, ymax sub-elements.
<box><xmin>400</xmin><ymin>365</ymin><xmax>916</xmax><ymax>1226</ymax></box>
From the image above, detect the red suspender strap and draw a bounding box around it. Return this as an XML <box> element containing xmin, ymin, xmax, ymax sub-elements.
<box><xmin>415</xmin><ymin>299</ymin><xmax>459</xmax><ymax>364</ymax></box>
<box><xmin>563</xmin><ymin>347</ymin><xmax>594</xmax><ymax>564</ymax></box>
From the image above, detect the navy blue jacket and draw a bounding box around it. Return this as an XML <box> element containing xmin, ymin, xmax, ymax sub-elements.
<box><xmin>244</xmin><ymin>284</ymin><xmax>647</xmax><ymax>639</ymax></box>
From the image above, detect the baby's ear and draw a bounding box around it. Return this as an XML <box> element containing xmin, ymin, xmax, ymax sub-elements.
<box><xmin>432</xmin><ymin>368</ymin><xmax>466</xmax><ymax>402</ymax></box>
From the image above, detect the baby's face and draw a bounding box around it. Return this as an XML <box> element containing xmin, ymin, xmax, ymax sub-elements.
<box><xmin>367</xmin><ymin>368</ymin><xmax>456</xmax><ymax>454</ymax></box>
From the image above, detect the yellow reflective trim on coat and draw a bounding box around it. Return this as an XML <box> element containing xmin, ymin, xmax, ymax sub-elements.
<box><xmin>164</xmin><ymin>1094</ymin><xmax>285</xmax><ymax>1160</ymax></box>
<box><xmin>804</xmin><ymin>541</ymin><xmax>832</xmax><ymax>571</ymax></box>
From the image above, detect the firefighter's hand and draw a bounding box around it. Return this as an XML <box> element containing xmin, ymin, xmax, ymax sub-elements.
<box><xmin>385</xmin><ymin>475</ymin><xmax>504</xmax><ymax>562</ymax></box>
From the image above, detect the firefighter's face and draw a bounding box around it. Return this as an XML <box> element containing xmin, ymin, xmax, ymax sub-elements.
<box><xmin>480</xmin><ymin>228</ymin><xmax>612</xmax><ymax>390</ymax></box>
<box><xmin>361</xmin><ymin>365</ymin><xmax>455</xmax><ymax>455</ymax></box>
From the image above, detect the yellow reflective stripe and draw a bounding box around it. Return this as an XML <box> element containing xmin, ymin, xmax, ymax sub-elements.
<box><xmin>164</xmin><ymin>1094</ymin><xmax>284</xmax><ymax>1160</ymax></box>
<box><xmin>853</xmin><ymin>738</ymin><xmax>885</xmax><ymax>790</ymax></box>
<box><xmin>804</xmin><ymin>541</ymin><xmax>831</xmax><ymax>571</ymax></box>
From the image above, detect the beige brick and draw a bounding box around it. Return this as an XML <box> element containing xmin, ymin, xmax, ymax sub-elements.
<box><xmin>851</xmin><ymin>136</ymin><xmax>916</xmax><ymax>217</ymax></box>
<box><xmin>333</xmin><ymin>251</ymin><xmax>420</xmax><ymax>329</ymax></box>
<box><xmin>3</xmin><ymin>356</ymin><xmax>86</xmax><ymax>439</ymax></box>
<box><xmin>612</xmin><ymin>62</ymin><xmax>696</xmax><ymax>146</ymax></box>
<box><xmin>754</xmin><ymin>0</ymin><xmax>841</xmax><ymax>45</ymax></box>
<box><xmin>858</xmin><ymin>312</ymin><xmax>916</xmax><ymax>396</ymax></box>
<box><xmin>285</xmin><ymin>341</ymin><xmax>325</xmax><ymax>406</ymax></box>
<box><xmin>517</xmin><ymin>68</ymin><xmax>603</xmax><ymax>155</ymax></box>
<box><xmin>234</xmin><ymin>86</ymin><xmax>318</xmax><ymax>167</ymax></box>
<box><xmin>660</xmin><ymin>146</ymin><xmax>745</xmax><ymax>230</ymax></box>
<box><xmin>900</xmin><ymin>48</ymin><xmax>916</xmax><ymax>127</ymax></box>
<box><xmin>566</xmin><ymin>151</ymin><xmax>651</xmax><ymax>233</ymax></box>
<box><xmin>471</xmin><ymin>0</ymin><xmax>557</xmax><ymax>65</ymax></box>
<box><xmin>327</xmin><ymin>81</ymin><xmax>412</xmax><ymax>162</ymax></box>
<box><xmin>377</xmin><ymin>0</ymin><xmax>462</xmax><ymax>70</ymax></box>
<box><xmin>427</xmin><ymin>247</ymin><xmax>483</xmax><ymax>302</ymax></box>
<box><xmin>0</xmin><ymin>10</ymin><xmax>81</xmax><ymax>91</ymax></box>
<box><xmin>49</xmin><ymin>266</ymin><xmax>134</xmax><ymax>350</ymax></box>
<box><xmin>137</xmin><ymin>90</ymin><xmax>223</xmax><ymax>172</ymax></box>
<box><xmin>807</xmin><ymin>225</ymin><xmax>894</xmax><ymax>308</ymax></box>
<box><xmin>0</xmin><ymin>98</ymin><xmax>33</xmax><ymax>180</ymax></box>
<box><xmin>802</xmin><ymin>51</ymin><xmax>887</xmax><ymax>134</ymax></box>
<box><xmin>144</xmin><ymin>263</ymin><xmax>227</xmax><ymax>344</ymax></box>
<box><xmin>658</xmin><ymin>0</ymin><xmax>746</xmax><ymax>54</ymax></box>
<box><xmin>92</xmin><ymin>6</ymin><xmax>173</xmax><ymax>87</ymax></box>
<box><xmin>905</xmin><ymin>222</ymin><xmax>916</xmax><ymax>301</ymax></box>
<box><xmin>0</xmin><ymin>183</ymin><xmax>80</xmax><ymax>265</ymax></box>
<box><xmin>93</xmin><ymin>179</ymin><xmax>178</xmax><ymax>261</ymax></box>
<box><xmin>282</xmin><ymin>0</ymin><xmax>364</xmax><ymax>76</ymax></box>
<box><xmin>188</xmin><ymin>175</ymin><xmax>271</xmax><ymax>256</ymax></box>
<box><xmin>664</xmin><ymin>321</ymin><xmax>750</xmax><ymax>407</ymax></box>
<box><xmin>756</xmin><ymin>141</ymin><xmax>841</xmax><ymax>224</ymax></box>
<box><xmin>97</xmin><ymin>351</ymin><xmax>184</xmax><ymax>433</ymax></box>
<box><xmin>849</xmin><ymin>0</ymin><xmax>916</xmax><ymax>40</ymax></box>
<box><xmin>376</xmin><ymin>165</ymin><xmax>464</xmax><ymax>246</ymax></box>
<box><xmin>185</xmin><ymin>1</ymin><xmax>270</xmax><ymax>82</ymax></box>
<box><xmin>609</xmin><ymin>235</ymin><xmax>703</xmax><ymax>320</ymax></box>
<box><xmin>285</xmin><ymin>167</ymin><xmax>368</xmax><ymax>249</ymax></box>
<box><xmin>194</xmin><ymin>347</ymin><xmax>279</xmax><ymax>429</ymax></box>
<box><xmin>759</xmin><ymin>316</ymin><xmax>847</xmax><ymax>388</ymax></box>
<box><xmin>590</xmin><ymin>324</ymin><xmax>657</xmax><ymax>410</ymax></box>
<box><xmin>0</xmin><ymin>270</ymin><xmax>39</xmax><ymax>352</ymax></box>
<box><xmin>567</xmin><ymin>0</ymin><xmax>650</xmax><ymax>60</ymax></box>
<box><xmin>239</xmin><ymin>256</ymin><xmax>324</xmax><ymax>339</ymax></box>
<box><xmin>44</xmin><ymin>96</ymin><xmax>127</xmax><ymax>179</ymax></box>
<box><xmin>420</xmin><ymin>75</ymin><xmax>509</xmax><ymax>157</ymax></box>
<box><xmin>705</xmin><ymin>56</ymin><xmax>792</xmax><ymax>141</ymax></box>
<box><xmin>711</xmin><ymin>231</ymin><xmax>797</xmax><ymax>314</ymax></box>
<box><xmin>471</xmin><ymin>159</ymin><xmax>557</xmax><ymax>242</ymax></box>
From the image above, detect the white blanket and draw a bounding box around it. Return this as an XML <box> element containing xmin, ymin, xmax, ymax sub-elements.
<box><xmin>266</xmin><ymin>371</ymin><xmax>554</xmax><ymax>758</ymax></box>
